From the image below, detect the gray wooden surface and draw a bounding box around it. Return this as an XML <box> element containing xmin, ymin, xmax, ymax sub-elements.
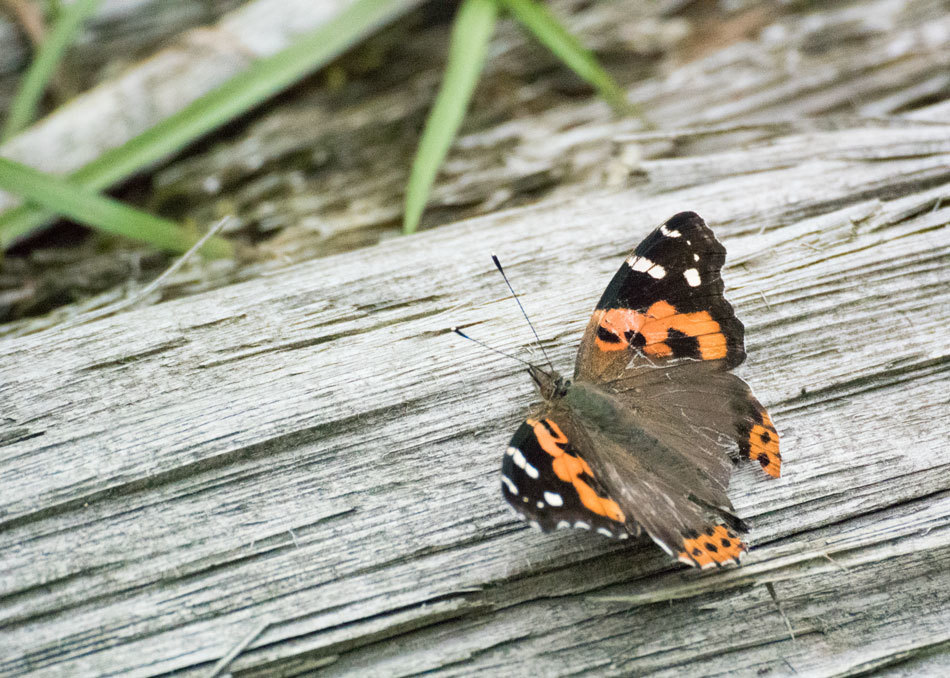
<box><xmin>3</xmin><ymin>0</ymin><xmax>950</xmax><ymax>676</ymax></box>
<box><xmin>2</xmin><ymin>116</ymin><xmax>949</xmax><ymax>676</ymax></box>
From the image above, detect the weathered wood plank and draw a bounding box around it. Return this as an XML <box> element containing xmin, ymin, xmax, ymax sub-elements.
<box><xmin>2</xmin><ymin>0</ymin><xmax>950</xmax><ymax>675</ymax></box>
<box><xmin>1</xmin><ymin>116</ymin><xmax>948</xmax><ymax>675</ymax></box>
<box><xmin>4</xmin><ymin>0</ymin><xmax>948</xmax><ymax>331</ymax></box>
<box><xmin>151</xmin><ymin>0</ymin><xmax>950</xmax><ymax>251</ymax></box>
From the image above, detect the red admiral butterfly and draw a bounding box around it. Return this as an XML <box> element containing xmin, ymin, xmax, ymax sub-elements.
<box><xmin>499</xmin><ymin>212</ymin><xmax>781</xmax><ymax>568</ymax></box>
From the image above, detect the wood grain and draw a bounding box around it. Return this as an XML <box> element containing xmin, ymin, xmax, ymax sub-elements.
<box><xmin>1</xmin><ymin>116</ymin><xmax>949</xmax><ymax>675</ymax></box>
<box><xmin>2</xmin><ymin>0</ymin><xmax>950</xmax><ymax>675</ymax></box>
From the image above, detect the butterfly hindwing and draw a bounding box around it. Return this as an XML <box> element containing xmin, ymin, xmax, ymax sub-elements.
<box><xmin>502</xmin><ymin>414</ymin><xmax>630</xmax><ymax>539</ymax></box>
<box><xmin>737</xmin><ymin>391</ymin><xmax>781</xmax><ymax>477</ymax></box>
<box><xmin>588</xmin><ymin>431</ymin><xmax>750</xmax><ymax>568</ymax></box>
<box><xmin>612</xmin><ymin>362</ymin><xmax>783</xmax><ymax>480</ymax></box>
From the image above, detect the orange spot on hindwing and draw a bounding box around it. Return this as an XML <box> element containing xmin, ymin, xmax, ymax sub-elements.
<box><xmin>746</xmin><ymin>409</ymin><xmax>781</xmax><ymax>477</ymax></box>
<box><xmin>594</xmin><ymin>302</ymin><xmax>728</xmax><ymax>361</ymax></box>
<box><xmin>526</xmin><ymin>418</ymin><xmax>625</xmax><ymax>523</ymax></box>
<box><xmin>677</xmin><ymin>525</ymin><xmax>747</xmax><ymax>568</ymax></box>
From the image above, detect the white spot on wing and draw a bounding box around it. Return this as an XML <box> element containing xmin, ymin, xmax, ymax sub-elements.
<box><xmin>501</xmin><ymin>475</ymin><xmax>518</xmax><ymax>495</ymax></box>
<box><xmin>506</xmin><ymin>446</ymin><xmax>517</xmax><ymax>456</ymax></box>
<box><xmin>627</xmin><ymin>256</ymin><xmax>667</xmax><ymax>279</ymax></box>
<box><xmin>512</xmin><ymin>448</ymin><xmax>527</xmax><ymax>468</ymax></box>
<box><xmin>660</xmin><ymin>224</ymin><xmax>681</xmax><ymax>238</ymax></box>
<box><xmin>597</xmin><ymin>527</ymin><xmax>614</xmax><ymax>537</ymax></box>
<box><xmin>556</xmin><ymin>520</ymin><xmax>571</xmax><ymax>530</ymax></box>
<box><xmin>693</xmin><ymin>253</ymin><xmax>700</xmax><ymax>262</ymax></box>
<box><xmin>678</xmin><ymin>555</ymin><xmax>695</xmax><ymax>566</ymax></box>
<box><xmin>511</xmin><ymin>448</ymin><xmax>540</xmax><ymax>479</ymax></box>
<box><xmin>543</xmin><ymin>491</ymin><xmax>563</xmax><ymax>507</ymax></box>
<box><xmin>574</xmin><ymin>521</ymin><xmax>591</xmax><ymax>530</ymax></box>
<box><xmin>629</xmin><ymin>256</ymin><xmax>651</xmax><ymax>272</ymax></box>
<box><xmin>536</xmin><ymin>501</ymin><xmax>545</xmax><ymax>509</ymax></box>
<box><xmin>528</xmin><ymin>520</ymin><xmax>542</xmax><ymax>531</ymax></box>
<box><xmin>683</xmin><ymin>268</ymin><xmax>701</xmax><ymax>287</ymax></box>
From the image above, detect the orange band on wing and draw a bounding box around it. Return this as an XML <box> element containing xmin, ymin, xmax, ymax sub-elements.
<box><xmin>527</xmin><ymin>418</ymin><xmax>625</xmax><ymax>523</ymax></box>
<box><xmin>697</xmin><ymin>332</ymin><xmax>727</xmax><ymax>360</ymax></box>
<box><xmin>595</xmin><ymin>302</ymin><xmax>728</xmax><ymax>361</ymax></box>
<box><xmin>677</xmin><ymin>525</ymin><xmax>746</xmax><ymax>568</ymax></box>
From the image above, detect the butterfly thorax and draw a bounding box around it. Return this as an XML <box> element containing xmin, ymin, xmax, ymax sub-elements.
<box><xmin>561</xmin><ymin>380</ymin><xmax>638</xmax><ymax>434</ymax></box>
<box><xmin>531</xmin><ymin>367</ymin><xmax>650</xmax><ymax>453</ymax></box>
<box><xmin>529</xmin><ymin>364</ymin><xmax>640</xmax><ymax>431</ymax></box>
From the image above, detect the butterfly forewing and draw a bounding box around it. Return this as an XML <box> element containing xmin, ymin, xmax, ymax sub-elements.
<box><xmin>575</xmin><ymin>211</ymin><xmax>746</xmax><ymax>383</ymax></box>
<box><xmin>502</xmin><ymin>415</ymin><xmax>630</xmax><ymax>539</ymax></box>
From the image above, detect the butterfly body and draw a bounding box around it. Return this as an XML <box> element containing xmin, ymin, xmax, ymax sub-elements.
<box><xmin>500</xmin><ymin>212</ymin><xmax>781</xmax><ymax>568</ymax></box>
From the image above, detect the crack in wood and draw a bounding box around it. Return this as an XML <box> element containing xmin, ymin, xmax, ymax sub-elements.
<box><xmin>79</xmin><ymin>338</ymin><xmax>190</xmax><ymax>372</ymax></box>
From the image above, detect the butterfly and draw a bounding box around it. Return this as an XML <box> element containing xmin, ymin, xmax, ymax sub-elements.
<box><xmin>500</xmin><ymin>212</ymin><xmax>781</xmax><ymax>568</ymax></box>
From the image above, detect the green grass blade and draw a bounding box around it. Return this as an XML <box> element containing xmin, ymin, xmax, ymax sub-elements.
<box><xmin>0</xmin><ymin>156</ymin><xmax>232</xmax><ymax>256</ymax></box>
<box><xmin>0</xmin><ymin>0</ymin><xmax>413</xmax><ymax>250</ymax></box>
<box><xmin>2</xmin><ymin>0</ymin><xmax>103</xmax><ymax>142</ymax></box>
<box><xmin>402</xmin><ymin>0</ymin><xmax>497</xmax><ymax>234</ymax></box>
<box><xmin>499</xmin><ymin>0</ymin><xmax>638</xmax><ymax>116</ymax></box>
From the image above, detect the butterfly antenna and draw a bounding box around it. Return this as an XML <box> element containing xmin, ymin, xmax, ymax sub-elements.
<box><xmin>452</xmin><ymin>327</ymin><xmax>533</xmax><ymax>367</ymax></box>
<box><xmin>491</xmin><ymin>253</ymin><xmax>555</xmax><ymax>371</ymax></box>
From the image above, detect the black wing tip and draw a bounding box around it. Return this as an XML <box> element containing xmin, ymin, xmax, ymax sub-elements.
<box><xmin>665</xmin><ymin>211</ymin><xmax>714</xmax><ymax>238</ymax></box>
<box><xmin>666</xmin><ymin>211</ymin><xmax>704</xmax><ymax>227</ymax></box>
<box><xmin>653</xmin><ymin>212</ymin><xmax>726</xmax><ymax>263</ymax></box>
